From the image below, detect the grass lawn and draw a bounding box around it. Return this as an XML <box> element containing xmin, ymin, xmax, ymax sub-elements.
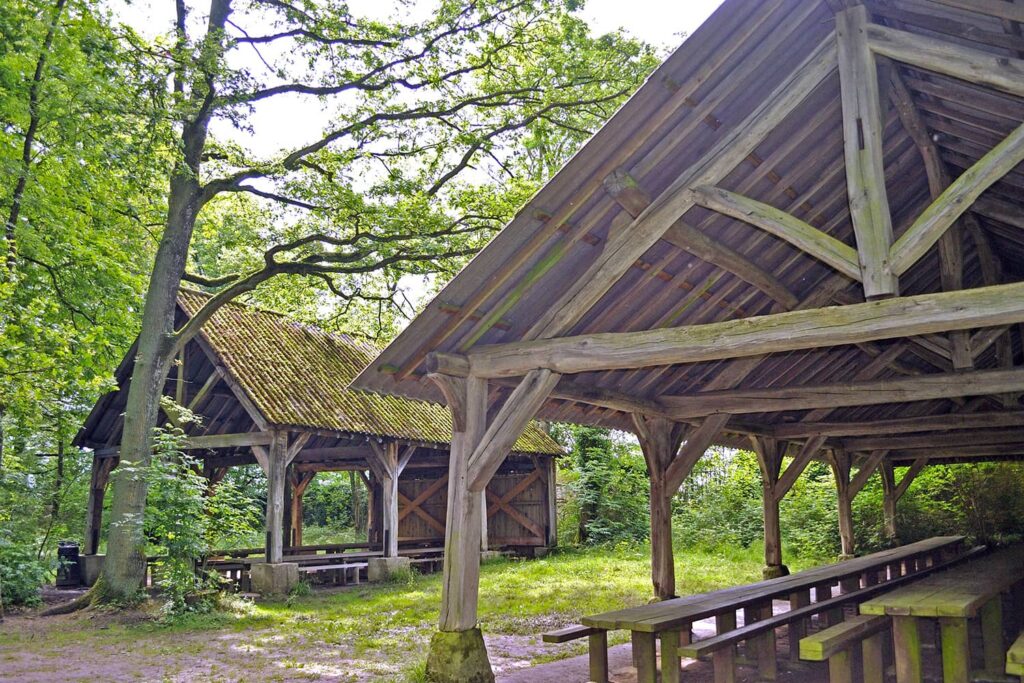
<box><xmin>0</xmin><ymin>544</ymin><xmax>818</xmax><ymax>682</ymax></box>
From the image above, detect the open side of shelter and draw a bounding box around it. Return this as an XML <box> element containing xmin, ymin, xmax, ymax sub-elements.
<box><xmin>74</xmin><ymin>291</ymin><xmax>561</xmax><ymax>591</ymax></box>
<box><xmin>350</xmin><ymin>0</ymin><xmax>1024</xmax><ymax>679</ymax></box>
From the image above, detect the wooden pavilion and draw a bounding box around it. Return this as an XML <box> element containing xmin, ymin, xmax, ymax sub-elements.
<box><xmin>351</xmin><ymin>0</ymin><xmax>1024</xmax><ymax>678</ymax></box>
<box><xmin>74</xmin><ymin>291</ymin><xmax>561</xmax><ymax>586</ymax></box>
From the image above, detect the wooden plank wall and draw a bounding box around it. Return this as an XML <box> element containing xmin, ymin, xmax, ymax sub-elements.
<box><xmin>392</xmin><ymin>457</ymin><xmax>552</xmax><ymax>548</ymax></box>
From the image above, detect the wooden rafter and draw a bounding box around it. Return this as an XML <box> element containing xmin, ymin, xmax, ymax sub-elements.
<box><xmin>775</xmin><ymin>436</ymin><xmax>827</xmax><ymax>501</ymax></box>
<box><xmin>603</xmin><ymin>170</ymin><xmax>799</xmax><ymax>309</ymax></box>
<box><xmin>690</xmin><ymin>185</ymin><xmax>862</xmax><ymax>280</ymax></box>
<box><xmin>849</xmin><ymin>450</ymin><xmax>888</xmax><ymax>497</ymax></box>
<box><xmin>521</xmin><ymin>35</ymin><xmax>839</xmax><ymax>342</ymax></box>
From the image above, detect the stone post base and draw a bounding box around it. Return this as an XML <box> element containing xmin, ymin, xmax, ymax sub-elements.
<box><xmin>367</xmin><ymin>556</ymin><xmax>412</xmax><ymax>582</ymax></box>
<box><xmin>763</xmin><ymin>564</ymin><xmax>790</xmax><ymax>580</ymax></box>
<box><xmin>426</xmin><ymin>628</ymin><xmax>494</xmax><ymax>683</ymax></box>
<box><xmin>250</xmin><ymin>562</ymin><xmax>299</xmax><ymax>595</ymax></box>
<box><xmin>81</xmin><ymin>554</ymin><xmax>105</xmax><ymax>587</ymax></box>
<box><xmin>837</xmin><ymin>553</ymin><xmax>856</xmax><ymax>562</ymax></box>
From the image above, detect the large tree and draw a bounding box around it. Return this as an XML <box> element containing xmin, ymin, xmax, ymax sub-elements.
<box><xmin>88</xmin><ymin>0</ymin><xmax>656</xmax><ymax>601</ymax></box>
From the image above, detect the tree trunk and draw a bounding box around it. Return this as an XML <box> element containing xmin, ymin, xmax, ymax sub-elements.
<box><xmin>95</xmin><ymin>142</ymin><xmax>205</xmax><ymax>602</ymax></box>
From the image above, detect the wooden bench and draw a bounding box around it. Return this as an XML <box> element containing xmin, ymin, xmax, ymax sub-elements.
<box><xmin>542</xmin><ymin>625</ymin><xmax>608</xmax><ymax>682</ymax></box>
<box><xmin>298</xmin><ymin>562</ymin><xmax>367</xmax><ymax>586</ymax></box>
<box><xmin>678</xmin><ymin>546</ymin><xmax>986</xmax><ymax>683</ymax></box>
<box><xmin>800</xmin><ymin>614</ymin><xmax>889</xmax><ymax>683</ymax></box>
<box><xmin>1008</xmin><ymin>631</ymin><xmax>1024</xmax><ymax>678</ymax></box>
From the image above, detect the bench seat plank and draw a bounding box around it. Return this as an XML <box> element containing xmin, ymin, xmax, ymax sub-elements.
<box><xmin>1008</xmin><ymin>631</ymin><xmax>1024</xmax><ymax>676</ymax></box>
<box><xmin>799</xmin><ymin>614</ymin><xmax>889</xmax><ymax>661</ymax></box>
<box><xmin>542</xmin><ymin>625</ymin><xmax>601</xmax><ymax>643</ymax></box>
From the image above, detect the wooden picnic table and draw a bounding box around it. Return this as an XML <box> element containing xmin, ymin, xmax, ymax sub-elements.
<box><xmin>581</xmin><ymin>536</ymin><xmax>964</xmax><ymax>683</ymax></box>
<box><xmin>860</xmin><ymin>544</ymin><xmax>1024</xmax><ymax>683</ymax></box>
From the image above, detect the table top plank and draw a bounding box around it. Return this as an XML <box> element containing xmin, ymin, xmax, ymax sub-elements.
<box><xmin>583</xmin><ymin>536</ymin><xmax>963</xmax><ymax>632</ymax></box>
<box><xmin>860</xmin><ymin>545</ymin><xmax>1024</xmax><ymax>618</ymax></box>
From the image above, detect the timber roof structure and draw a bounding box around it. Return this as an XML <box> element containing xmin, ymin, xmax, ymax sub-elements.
<box><xmin>76</xmin><ymin>291</ymin><xmax>561</xmax><ymax>456</ymax></box>
<box><xmin>353</xmin><ymin>0</ymin><xmax>1024</xmax><ymax>469</ymax></box>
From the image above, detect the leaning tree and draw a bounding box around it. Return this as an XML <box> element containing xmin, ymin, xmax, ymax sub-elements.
<box><xmin>91</xmin><ymin>0</ymin><xmax>656</xmax><ymax>602</ymax></box>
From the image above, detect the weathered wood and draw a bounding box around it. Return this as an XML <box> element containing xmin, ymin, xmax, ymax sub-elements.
<box><xmin>181</xmin><ymin>431</ymin><xmax>275</xmax><ymax>450</ymax></box>
<box><xmin>880</xmin><ymin>461</ymin><xmax>898</xmax><ymax>542</ymax></box>
<box><xmin>831</xmin><ymin>450</ymin><xmax>855</xmax><ymax>557</ymax></box>
<box><xmin>798</xmin><ymin>613</ymin><xmax>889</xmax><ymax>660</ymax></box>
<box><xmin>866</xmin><ymin>23</ymin><xmax>1024</xmax><ymax>98</ymax></box>
<box><xmin>753</xmin><ymin>437</ymin><xmax>785</xmax><ymax>572</ymax></box>
<box><xmin>369</xmin><ymin>441</ymin><xmax>401</xmax><ymax>557</ymax></box>
<box><xmin>776</xmin><ymin>436</ymin><xmax>827</xmax><ymax>501</ymax></box>
<box><xmin>633</xmin><ymin>414</ymin><xmax>687</xmax><ymax>600</ymax></box>
<box><xmin>431</xmin><ymin>374</ymin><xmax>487</xmax><ymax>631</ymax></box>
<box><xmin>665</xmin><ymin>413</ymin><xmax>730</xmax><ymax>491</ymax></box>
<box><xmin>467</xmin><ymin>369</ymin><xmax>560</xmax><ymax>491</ymax></box>
<box><xmin>891</xmin><ymin>615</ymin><xmax>923</xmax><ymax>683</ymax></box>
<box><xmin>84</xmin><ymin>456</ymin><xmax>115</xmax><ymax>555</ymax></box>
<box><xmin>661</xmin><ymin>368</ymin><xmax>1024</xmax><ymax>419</ymax></box>
<box><xmin>603</xmin><ymin>169</ymin><xmax>798</xmax><ymax>309</ymax></box>
<box><xmin>837</xmin><ymin>6</ymin><xmax>897</xmax><ymax>298</ymax></box>
<box><xmin>894</xmin><ymin>457</ymin><xmax>928</xmax><ymax>500</ymax></box>
<box><xmin>888</xmin><ymin>67</ymin><xmax>971</xmax><ymax>368</ymax></box>
<box><xmin>690</xmin><ymin>185</ymin><xmax>862</xmax><ymax>280</ymax></box>
<box><xmin>849</xmin><ymin>450</ymin><xmax>886</xmax><ymax>497</ymax></box>
<box><xmin>773</xmin><ymin>410</ymin><xmax>1024</xmax><ymax>439</ymax></box>
<box><xmin>444</xmin><ymin>281</ymin><xmax>1024</xmax><ymax>379</ymax></box>
<box><xmin>522</xmin><ymin>35</ymin><xmax>838</xmax><ymax>342</ymax></box>
<box><xmin>842</xmin><ymin>428</ymin><xmax>1024</xmax><ymax>452</ymax></box>
<box><xmin>890</xmin><ymin>121</ymin><xmax>1024</xmax><ymax>275</ymax></box>
<box><xmin>264</xmin><ymin>431</ymin><xmax>289</xmax><ymax>564</ymax></box>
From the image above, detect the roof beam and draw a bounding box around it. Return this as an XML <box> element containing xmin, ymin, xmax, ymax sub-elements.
<box><xmin>661</xmin><ymin>368</ymin><xmax>1024</xmax><ymax>419</ymax></box>
<box><xmin>689</xmin><ymin>185</ymin><xmax>862</xmax><ymax>281</ymax></box>
<box><xmin>432</xmin><ymin>280</ymin><xmax>1024</xmax><ymax>379</ymax></box>
<box><xmin>837</xmin><ymin>6</ymin><xmax>898</xmax><ymax>298</ymax></box>
<box><xmin>866</xmin><ymin>22</ymin><xmax>1024</xmax><ymax>98</ymax></box>
<box><xmin>772</xmin><ymin>409</ymin><xmax>1024</xmax><ymax>439</ymax></box>
<box><xmin>842</xmin><ymin>428</ymin><xmax>1024</xmax><ymax>452</ymax></box>
<box><xmin>889</xmin><ymin>120</ymin><xmax>1024</xmax><ymax>276</ymax></box>
<box><xmin>181</xmin><ymin>431</ymin><xmax>275</xmax><ymax>450</ymax></box>
<box><xmin>887</xmin><ymin>66</ymin><xmax>972</xmax><ymax>369</ymax></box>
<box><xmin>521</xmin><ymin>34</ymin><xmax>838</xmax><ymax>342</ymax></box>
<box><xmin>603</xmin><ymin>170</ymin><xmax>799</xmax><ymax>310</ymax></box>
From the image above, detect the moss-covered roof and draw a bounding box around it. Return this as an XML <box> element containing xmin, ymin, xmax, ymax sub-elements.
<box><xmin>178</xmin><ymin>290</ymin><xmax>562</xmax><ymax>455</ymax></box>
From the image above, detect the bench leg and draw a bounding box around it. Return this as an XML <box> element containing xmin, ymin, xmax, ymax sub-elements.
<box><xmin>755</xmin><ymin>603</ymin><xmax>778</xmax><ymax>681</ymax></box>
<box><xmin>661</xmin><ymin>630</ymin><xmax>681</xmax><ymax>683</ymax></box>
<box><xmin>980</xmin><ymin>596</ymin><xmax>1005</xmax><ymax>673</ymax></box>
<box><xmin>789</xmin><ymin>590</ymin><xmax>810</xmax><ymax>662</ymax></box>
<box><xmin>892</xmin><ymin>616</ymin><xmax>923</xmax><ymax>683</ymax></box>
<box><xmin>862</xmin><ymin>631</ymin><xmax>886</xmax><ymax>683</ymax></box>
<box><xmin>588</xmin><ymin>630</ymin><xmax>609</xmax><ymax>683</ymax></box>
<box><xmin>814</xmin><ymin>583</ymin><xmax>834</xmax><ymax>627</ymax></box>
<box><xmin>713</xmin><ymin>647</ymin><xmax>737</xmax><ymax>683</ymax></box>
<box><xmin>632</xmin><ymin>631</ymin><xmax>658</xmax><ymax>683</ymax></box>
<box><xmin>717</xmin><ymin>611</ymin><xmax>738</xmax><ymax>664</ymax></box>
<box><xmin>939</xmin><ymin>617</ymin><xmax>970</xmax><ymax>683</ymax></box>
<box><xmin>827</xmin><ymin>648</ymin><xmax>854</xmax><ymax>683</ymax></box>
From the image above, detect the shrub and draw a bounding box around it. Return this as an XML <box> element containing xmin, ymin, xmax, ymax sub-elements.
<box><xmin>0</xmin><ymin>532</ymin><xmax>47</xmax><ymax>608</ymax></box>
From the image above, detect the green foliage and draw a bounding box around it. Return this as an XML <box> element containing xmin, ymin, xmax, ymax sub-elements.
<box><xmin>0</xmin><ymin>529</ymin><xmax>47</xmax><ymax>608</ymax></box>
<box><xmin>144</xmin><ymin>423</ymin><xmax>261</xmax><ymax>615</ymax></box>
<box><xmin>555</xmin><ymin>425</ymin><xmax>650</xmax><ymax>546</ymax></box>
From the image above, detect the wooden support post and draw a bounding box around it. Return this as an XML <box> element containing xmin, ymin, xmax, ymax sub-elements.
<box><xmin>661</xmin><ymin>629</ymin><xmax>681</xmax><ymax>683</ymax></box>
<box><xmin>862</xmin><ymin>631</ymin><xmax>886</xmax><ymax>683</ymax></box>
<box><xmin>880</xmin><ymin>461</ymin><xmax>899</xmax><ymax>544</ymax></box>
<box><xmin>84</xmin><ymin>455</ymin><xmax>114</xmax><ymax>555</ymax></box>
<box><xmin>753</xmin><ymin>437</ymin><xmax>786</xmax><ymax>577</ymax></box>
<box><xmin>939</xmin><ymin>618</ymin><xmax>970</xmax><ymax>683</ymax></box>
<box><xmin>831</xmin><ymin>450</ymin><xmax>856</xmax><ymax>559</ymax></box>
<box><xmin>836</xmin><ymin>5</ymin><xmax>898</xmax><ymax>298</ymax></box>
<box><xmin>545</xmin><ymin>457</ymin><xmax>557</xmax><ymax>548</ymax></box>
<box><xmin>289</xmin><ymin>470</ymin><xmax>315</xmax><ymax>548</ymax></box>
<box><xmin>429</xmin><ymin>374</ymin><xmax>488</xmax><ymax>632</ymax></box>
<box><xmin>633</xmin><ymin>414</ymin><xmax>687</xmax><ymax>600</ymax></box>
<box><xmin>261</xmin><ymin>431</ymin><xmax>289</xmax><ymax>564</ymax></box>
